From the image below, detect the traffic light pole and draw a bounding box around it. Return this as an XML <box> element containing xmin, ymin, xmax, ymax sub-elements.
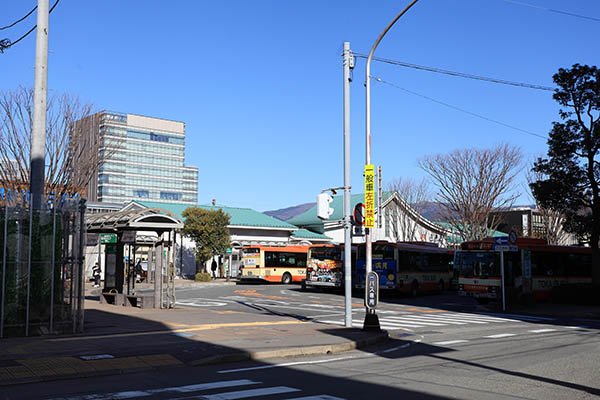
<box><xmin>342</xmin><ymin>42</ymin><xmax>353</xmax><ymax>328</ymax></box>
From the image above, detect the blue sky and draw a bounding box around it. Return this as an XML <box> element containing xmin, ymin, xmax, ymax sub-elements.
<box><xmin>2</xmin><ymin>0</ymin><xmax>598</xmax><ymax>212</ymax></box>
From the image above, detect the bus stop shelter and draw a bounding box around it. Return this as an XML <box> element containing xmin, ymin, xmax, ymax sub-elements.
<box><xmin>86</xmin><ymin>207</ymin><xmax>183</xmax><ymax>309</ymax></box>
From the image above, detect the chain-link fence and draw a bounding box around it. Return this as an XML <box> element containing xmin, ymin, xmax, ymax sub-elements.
<box><xmin>0</xmin><ymin>194</ymin><xmax>86</xmax><ymax>337</ymax></box>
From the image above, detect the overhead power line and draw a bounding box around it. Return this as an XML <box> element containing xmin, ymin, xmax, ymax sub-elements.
<box><xmin>354</xmin><ymin>53</ymin><xmax>554</xmax><ymax>91</ymax></box>
<box><xmin>502</xmin><ymin>0</ymin><xmax>600</xmax><ymax>23</ymax></box>
<box><xmin>371</xmin><ymin>75</ymin><xmax>547</xmax><ymax>140</ymax></box>
<box><xmin>0</xmin><ymin>0</ymin><xmax>60</xmax><ymax>54</ymax></box>
<box><xmin>0</xmin><ymin>5</ymin><xmax>37</xmax><ymax>31</ymax></box>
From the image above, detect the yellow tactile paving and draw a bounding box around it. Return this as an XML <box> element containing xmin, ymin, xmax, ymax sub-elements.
<box><xmin>0</xmin><ymin>353</ymin><xmax>182</xmax><ymax>381</ymax></box>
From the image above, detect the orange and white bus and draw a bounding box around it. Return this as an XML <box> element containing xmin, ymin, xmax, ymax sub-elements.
<box><xmin>239</xmin><ymin>245</ymin><xmax>309</xmax><ymax>284</ymax></box>
<box><xmin>455</xmin><ymin>237</ymin><xmax>592</xmax><ymax>303</ymax></box>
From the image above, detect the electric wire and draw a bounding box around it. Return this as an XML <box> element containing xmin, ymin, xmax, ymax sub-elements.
<box><xmin>0</xmin><ymin>0</ymin><xmax>60</xmax><ymax>53</ymax></box>
<box><xmin>370</xmin><ymin>75</ymin><xmax>547</xmax><ymax>140</ymax></box>
<box><xmin>0</xmin><ymin>5</ymin><xmax>37</xmax><ymax>30</ymax></box>
<box><xmin>501</xmin><ymin>0</ymin><xmax>600</xmax><ymax>23</ymax></box>
<box><xmin>354</xmin><ymin>53</ymin><xmax>554</xmax><ymax>91</ymax></box>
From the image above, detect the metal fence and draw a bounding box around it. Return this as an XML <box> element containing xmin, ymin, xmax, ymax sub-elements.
<box><xmin>0</xmin><ymin>194</ymin><xmax>86</xmax><ymax>337</ymax></box>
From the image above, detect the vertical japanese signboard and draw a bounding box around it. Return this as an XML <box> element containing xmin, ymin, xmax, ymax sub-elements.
<box><xmin>364</xmin><ymin>164</ymin><xmax>375</xmax><ymax>228</ymax></box>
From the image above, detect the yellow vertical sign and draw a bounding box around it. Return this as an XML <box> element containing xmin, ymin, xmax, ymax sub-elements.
<box><xmin>364</xmin><ymin>164</ymin><xmax>375</xmax><ymax>228</ymax></box>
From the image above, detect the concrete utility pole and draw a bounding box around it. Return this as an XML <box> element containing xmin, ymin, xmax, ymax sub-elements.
<box><xmin>364</xmin><ymin>0</ymin><xmax>421</xmax><ymax>331</ymax></box>
<box><xmin>342</xmin><ymin>42</ymin><xmax>353</xmax><ymax>328</ymax></box>
<box><xmin>30</xmin><ymin>0</ymin><xmax>50</xmax><ymax>209</ymax></box>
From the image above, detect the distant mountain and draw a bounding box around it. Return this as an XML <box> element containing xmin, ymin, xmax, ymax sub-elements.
<box><xmin>264</xmin><ymin>202</ymin><xmax>315</xmax><ymax>221</ymax></box>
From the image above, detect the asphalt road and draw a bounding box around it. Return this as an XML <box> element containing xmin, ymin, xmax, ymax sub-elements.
<box><xmin>3</xmin><ymin>284</ymin><xmax>599</xmax><ymax>400</ymax></box>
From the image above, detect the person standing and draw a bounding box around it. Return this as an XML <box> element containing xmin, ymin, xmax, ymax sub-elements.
<box><xmin>92</xmin><ymin>262</ymin><xmax>101</xmax><ymax>288</ymax></box>
<box><xmin>211</xmin><ymin>259</ymin><xmax>218</xmax><ymax>280</ymax></box>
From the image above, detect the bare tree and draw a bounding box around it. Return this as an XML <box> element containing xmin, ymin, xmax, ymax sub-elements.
<box><xmin>386</xmin><ymin>177</ymin><xmax>431</xmax><ymax>240</ymax></box>
<box><xmin>0</xmin><ymin>86</ymin><xmax>104</xmax><ymax>202</ymax></box>
<box><xmin>419</xmin><ymin>143</ymin><xmax>523</xmax><ymax>242</ymax></box>
<box><xmin>525</xmin><ymin>161</ymin><xmax>574</xmax><ymax>245</ymax></box>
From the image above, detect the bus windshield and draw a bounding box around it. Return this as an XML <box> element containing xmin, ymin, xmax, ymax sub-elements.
<box><xmin>309</xmin><ymin>247</ymin><xmax>342</xmax><ymax>261</ymax></box>
<box><xmin>456</xmin><ymin>251</ymin><xmax>500</xmax><ymax>278</ymax></box>
<box><xmin>242</xmin><ymin>248</ymin><xmax>260</xmax><ymax>256</ymax></box>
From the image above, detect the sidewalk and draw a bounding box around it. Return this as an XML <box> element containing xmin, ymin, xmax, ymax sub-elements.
<box><xmin>0</xmin><ymin>284</ymin><xmax>387</xmax><ymax>387</ymax></box>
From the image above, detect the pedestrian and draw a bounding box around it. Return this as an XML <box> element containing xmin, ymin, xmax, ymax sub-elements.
<box><xmin>211</xmin><ymin>259</ymin><xmax>218</xmax><ymax>280</ymax></box>
<box><xmin>92</xmin><ymin>262</ymin><xmax>101</xmax><ymax>288</ymax></box>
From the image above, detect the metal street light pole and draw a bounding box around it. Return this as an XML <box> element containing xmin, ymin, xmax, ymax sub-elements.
<box><xmin>342</xmin><ymin>42</ymin><xmax>353</xmax><ymax>328</ymax></box>
<box><xmin>30</xmin><ymin>0</ymin><xmax>50</xmax><ymax>210</ymax></box>
<box><xmin>364</xmin><ymin>0</ymin><xmax>420</xmax><ymax>331</ymax></box>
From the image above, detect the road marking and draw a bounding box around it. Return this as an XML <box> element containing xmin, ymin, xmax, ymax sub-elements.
<box><xmin>352</xmin><ymin>319</ymin><xmax>423</xmax><ymax>329</ymax></box>
<box><xmin>392</xmin><ymin>315</ymin><xmax>469</xmax><ymax>325</ymax></box>
<box><xmin>218</xmin><ymin>356</ymin><xmax>354</xmax><ymax>374</ymax></box>
<box><xmin>485</xmin><ymin>333</ymin><xmax>517</xmax><ymax>338</ymax></box>
<box><xmin>564</xmin><ymin>326</ymin><xmax>589</xmax><ymax>329</ymax></box>
<box><xmin>528</xmin><ymin>329</ymin><xmax>557</xmax><ymax>333</ymax></box>
<box><xmin>475</xmin><ymin>312</ymin><xmax>555</xmax><ymax>321</ymax></box>
<box><xmin>306</xmin><ymin>313</ymin><xmax>345</xmax><ymax>318</ymax></box>
<box><xmin>432</xmin><ymin>340</ymin><xmax>469</xmax><ymax>345</ymax></box>
<box><xmin>48</xmin><ymin>321</ymin><xmax>307</xmax><ymax>342</ymax></box>
<box><xmin>176</xmin><ymin>300</ymin><xmax>228</xmax><ymax>307</ymax></box>
<box><xmin>384</xmin><ymin>317</ymin><xmax>446</xmax><ymax>326</ymax></box>
<box><xmin>50</xmin><ymin>379</ymin><xmax>260</xmax><ymax>399</ymax></box>
<box><xmin>198</xmin><ymin>386</ymin><xmax>300</xmax><ymax>399</ymax></box>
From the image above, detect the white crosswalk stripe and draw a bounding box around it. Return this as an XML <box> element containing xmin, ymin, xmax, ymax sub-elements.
<box><xmin>316</xmin><ymin>311</ymin><xmax>554</xmax><ymax>331</ymax></box>
<box><xmin>48</xmin><ymin>379</ymin><xmax>346</xmax><ymax>400</ymax></box>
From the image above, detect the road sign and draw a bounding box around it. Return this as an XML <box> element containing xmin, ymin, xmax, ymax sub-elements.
<box><xmin>364</xmin><ymin>271</ymin><xmax>379</xmax><ymax>310</ymax></box>
<box><xmin>100</xmin><ymin>233</ymin><xmax>117</xmax><ymax>244</ymax></box>
<box><xmin>493</xmin><ymin>244</ymin><xmax>518</xmax><ymax>252</ymax></box>
<box><xmin>508</xmin><ymin>230</ymin><xmax>517</xmax><ymax>244</ymax></box>
<box><xmin>494</xmin><ymin>236</ymin><xmax>508</xmax><ymax>245</ymax></box>
<box><xmin>364</xmin><ymin>165</ymin><xmax>375</xmax><ymax>228</ymax></box>
<box><xmin>353</xmin><ymin>203</ymin><xmax>365</xmax><ymax>226</ymax></box>
<box><xmin>121</xmin><ymin>231</ymin><xmax>136</xmax><ymax>243</ymax></box>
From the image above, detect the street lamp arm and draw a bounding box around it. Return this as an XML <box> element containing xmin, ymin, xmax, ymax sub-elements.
<box><xmin>365</xmin><ymin>0</ymin><xmax>421</xmax><ymax>164</ymax></box>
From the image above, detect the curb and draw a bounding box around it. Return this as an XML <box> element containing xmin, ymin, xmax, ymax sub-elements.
<box><xmin>188</xmin><ymin>330</ymin><xmax>390</xmax><ymax>367</ymax></box>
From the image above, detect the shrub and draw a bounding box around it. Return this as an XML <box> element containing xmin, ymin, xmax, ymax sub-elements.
<box><xmin>195</xmin><ymin>272</ymin><xmax>211</xmax><ymax>282</ymax></box>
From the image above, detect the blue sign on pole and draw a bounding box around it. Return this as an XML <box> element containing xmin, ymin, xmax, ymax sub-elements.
<box><xmin>494</xmin><ymin>237</ymin><xmax>508</xmax><ymax>245</ymax></box>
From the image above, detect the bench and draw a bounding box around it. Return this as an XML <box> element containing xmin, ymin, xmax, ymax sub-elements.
<box><xmin>124</xmin><ymin>294</ymin><xmax>154</xmax><ymax>309</ymax></box>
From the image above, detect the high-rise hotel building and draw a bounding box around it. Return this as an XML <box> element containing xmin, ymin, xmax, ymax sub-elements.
<box><xmin>76</xmin><ymin>111</ymin><xmax>198</xmax><ymax>205</ymax></box>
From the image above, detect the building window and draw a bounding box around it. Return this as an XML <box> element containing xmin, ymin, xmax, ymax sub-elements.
<box><xmin>160</xmin><ymin>191</ymin><xmax>181</xmax><ymax>201</ymax></box>
<box><xmin>134</xmin><ymin>190</ymin><xmax>149</xmax><ymax>198</ymax></box>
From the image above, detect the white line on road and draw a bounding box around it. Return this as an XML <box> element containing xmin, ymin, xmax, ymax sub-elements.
<box><xmin>384</xmin><ymin>317</ymin><xmax>446</xmax><ymax>326</ymax></box>
<box><xmin>392</xmin><ymin>315</ymin><xmax>469</xmax><ymax>325</ymax></box>
<box><xmin>352</xmin><ymin>319</ymin><xmax>424</xmax><ymax>329</ymax></box>
<box><xmin>485</xmin><ymin>333</ymin><xmax>517</xmax><ymax>338</ymax></box>
<box><xmin>218</xmin><ymin>356</ymin><xmax>354</xmax><ymax>374</ymax></box>
<box><xmin>196</xmin><ymin>386</ymin><xmax>300</xmax><ymax>399</ymax></box>
<box><xmin>528</xmin><ymin>329</ymin><xmax>557</xmax><ymax>333</ymax></box>
<box><xmin>432</xmin><ymin>340</ymin><xmax>469</xmax><ymax>345</ymax></box>
<box><xmin>50</xmin><ymin>380</ymin><xmax>261</xmax><ymax>400</ymax></box>
<box><xmin>475</xmin><ymin>312</ymin><xmax>556</xmax><ymax>321</ymax></box>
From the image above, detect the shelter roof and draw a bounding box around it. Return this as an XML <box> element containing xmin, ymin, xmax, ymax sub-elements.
<box><xmin>86</xmin><ymin>206</ymin><xmax>183</xmax><ymax>233</ymax></box>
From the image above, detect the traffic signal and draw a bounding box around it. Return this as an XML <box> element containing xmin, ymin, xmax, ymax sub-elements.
<box><xmin>316</xmin><ymin>193</ymin><xmax>334</xmax><ymax>220</ymax></box>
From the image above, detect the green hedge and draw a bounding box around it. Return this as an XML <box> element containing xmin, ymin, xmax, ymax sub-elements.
<box><xmin>195</xmin><ymin>272</ymin><xmax>211</xmax><ymax>282</ymax></box>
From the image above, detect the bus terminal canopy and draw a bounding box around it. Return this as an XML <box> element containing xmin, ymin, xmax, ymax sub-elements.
<box><xmin>86</xmin><ymin>207</ymin><xmax>184</xmax><ymax>234</ymax></box>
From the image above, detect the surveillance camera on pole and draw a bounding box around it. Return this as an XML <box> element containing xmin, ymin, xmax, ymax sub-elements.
<box><xmin>317</xmin><ymin>192</ymin><xmax>334</xmax><ymax>220</ymax></box>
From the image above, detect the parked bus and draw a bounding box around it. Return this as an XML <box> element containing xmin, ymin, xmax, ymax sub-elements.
<box><xmin>455</xmin><ymin>237</ymin><xmax>592</xmax><ymax>303</ymax></box>
<box><xmin>304</xmin><ymin>244</ymin><xmax>356</xmax><ymax>289</ymax></box>
<box><xmin>239</xmin><ymin>245</ymin><xmax>309</xmax><ymax>284</ymax></box>
<box><xmin>355</xmin><ymin>241</ymin><xmax>453</xmax><ymax>296</ymax></box>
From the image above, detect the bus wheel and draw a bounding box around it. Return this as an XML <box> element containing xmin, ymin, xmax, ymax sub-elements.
<box><xmin>438</xmin><ymin>279</ymin><xmax>445</xmax><ymax>293</ymax></box>
<box><xmin>411</xmin><ymin>281</ymin><xmax>419</xmax><ymax>297</ymax></box>
<box><xmin>281</xmin><ymin>273</ymin><xmax>292</xmax><ymax>284</ymax></box>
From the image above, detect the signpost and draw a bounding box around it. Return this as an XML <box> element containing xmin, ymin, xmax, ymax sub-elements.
<box><xmin>363</xmin><ymin>271</ymin><xmax>380</xmax><ymax>331</ymax></box>
<box><xmin>493</xmin><ymin>234</ymin><xmax>517</xmax><ymax>312</ymax></box>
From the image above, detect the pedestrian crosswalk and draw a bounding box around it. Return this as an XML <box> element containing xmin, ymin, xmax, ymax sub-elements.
<box><xmin>50</xmin><ymin>379</ymin><xmax>346</xmax><ymax>400</ymax></box>
<box><xmin>317</xmin><ymin>312</ymin><xmax>555</xmax><ymax>331</ymax></box>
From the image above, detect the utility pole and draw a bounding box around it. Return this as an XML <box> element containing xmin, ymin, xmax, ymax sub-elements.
<box><xmin>343</xmin><ymin>42</ymin><xmax>353</xmax><ymax>328</ymax></box>
<box><xmin>30</xmin><ymin>0</ymin><xmax>49</xmax><ymax>209</ymax></box>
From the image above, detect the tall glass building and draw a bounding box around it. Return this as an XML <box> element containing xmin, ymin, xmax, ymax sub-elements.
<box><xmin>77</xmin><ymin>111</ymin><xmax>198</xmax><ymax>205</ymax></box>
